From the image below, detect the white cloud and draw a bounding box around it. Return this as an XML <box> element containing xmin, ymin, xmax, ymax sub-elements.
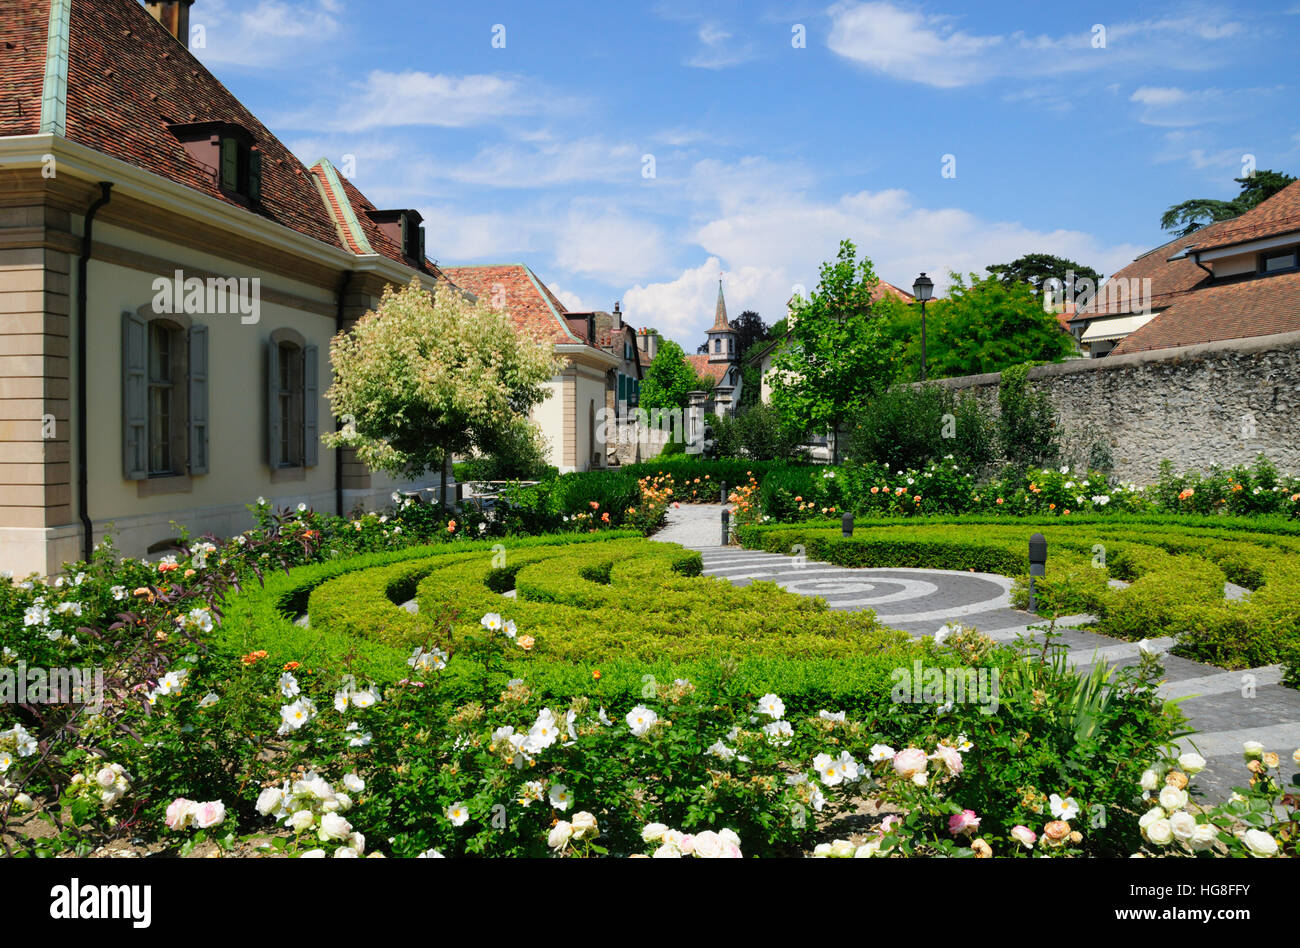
<box><xmin>1129</xmin><ymin>86</ymin><xmax>1231</xmax><ymax>126</ymax></box>
<box><xmin>623</xmin><ymin>259</ymin><xmax>794</xmax><ymax>343</ymax></box>
<box><xmin>826</xmin><ymin>1</ymin><xmax>1244</xmax><ymax>88</ymax></box>
<box><xmin>688</xmin><ymin>23</ymin><xmax>757</xmax><ymax>69</ymax></box>
<box><xmin>437</xmin><ymin>138</ymin><xmax>644</xmax><ymax>189</ymax></box>
<box><xmin>554</xmin><ymin>205</ymin><xmax>672</xmax><ymax>283</ymax></box>
<box><xmin>192</xmin><ymin>0</ymin><xmax>343</xmax><ymax>67</ymax></box>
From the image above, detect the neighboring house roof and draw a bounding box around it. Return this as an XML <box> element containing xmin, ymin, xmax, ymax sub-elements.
<box><xmin>1111</xmin><ymin>270</ymin><xmax>1300</xmax><ymax>355</ymax></box>
<box><xmin>1073</xmin><ymin>219</ymin><xmax>1237</xmax><ymax>320</ymax></box>
<box><xmin>440</xmin><ymin>264</ymin><xmax>593</xmax><ymax>347</ymax></box>
<box><xmin>1186</xmin><ymin>180</ymin><xmax>1300</xmax><ymax>253</ymax></box>
<box><xmin>2</xmin><ymin>0</ymin><xmax>436</xmax><ymax>276</ymax></box>
<box><xmin>686</xmin><ymin>354</ymin><xmax>729</xmax><ymax>385</ymax></box>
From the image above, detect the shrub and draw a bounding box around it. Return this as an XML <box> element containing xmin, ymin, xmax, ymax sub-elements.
<box><xmin>713</xmin><ymin>403</ymin><xmax>805</xmax><ymax>461</ymax></box>
<box><xmin>998</xmin><ymin>362</ymin><xmax>1059</xmax><ymax>472</ymax></box>
<box><xmin>846</xmin><ymin>383</ymin><xmax>996</xmax><ymax>472</ymax></box>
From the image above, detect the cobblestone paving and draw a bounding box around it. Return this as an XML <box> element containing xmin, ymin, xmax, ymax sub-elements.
<box><xmin>654</xmin><ymin>504</ymin><xmax>1300</xmax><ymax>800</ymax></box>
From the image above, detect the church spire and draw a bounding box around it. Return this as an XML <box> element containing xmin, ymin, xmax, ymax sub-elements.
<box><xmin>712</xmin><ymin>278</ymin><xmax>729</xmax><ymax>330</ymax></box>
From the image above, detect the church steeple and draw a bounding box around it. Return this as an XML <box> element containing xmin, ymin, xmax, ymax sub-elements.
<box><xmin>705</xmin><ymin>278</ymin><xmax>736</xmax><ymax>364</ymax></box>
<box><xmin>712</xmin><ymin>279</ymin><xmax>730</xmax><ymax>330</ymax></box>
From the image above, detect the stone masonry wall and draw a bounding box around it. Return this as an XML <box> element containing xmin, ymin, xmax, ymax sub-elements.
<box><xmin>925</xmin><ymin>331</ymin><xmax>1300</xmax><ymax>484</ymax></box>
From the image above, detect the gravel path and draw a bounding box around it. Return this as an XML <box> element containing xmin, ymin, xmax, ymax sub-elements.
<box><xmin>653</xmin><ymin>503</ymin><xmax>1300</xmax><ymax>800</ymax></box>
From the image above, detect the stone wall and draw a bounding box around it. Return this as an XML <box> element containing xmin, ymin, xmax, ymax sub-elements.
<box><xmin>925</xmin><ymin>331</ymin><xmax>1300</xmax><ymax>483</ymax></box>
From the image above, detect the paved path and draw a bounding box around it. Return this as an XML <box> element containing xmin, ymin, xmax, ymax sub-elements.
<box><xmin>654</xmin><ymin>504</ymin><xmax>1300</xmax><ymax>800</ymax></box>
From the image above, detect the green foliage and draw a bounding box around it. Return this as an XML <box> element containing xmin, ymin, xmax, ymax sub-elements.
<box><xmin>987</xmin><ymin>253</ymin><xmax>1103</xmax><ymax>300</ymax></box>
<box><xmin>640</xmin><ymin>339</ymin><xmax>701</xmax><ymax>412</ymax></box>
<box><xmin>712</xmin><ymin>402</ymin><xmax>805</xmax><ymax>461</ymax></box>
<box><xmin>846</xmin><ymin>383</ymin><xmax>997</xmax><ymax>472</ymax></box>
<box><xmin>875</xmin><ymin>274</ymin><xmax>1074</xmax><ymax>382</ymax></box>
<box><xmin>769</xmin><ymin>240</ymin><xmax>899</xmax><ymax>455</ymax></box>
<box><xmin>998</xmin><ymin>363</ymin><xmax>1059</xmax><ymax>471</ymax></box>
<box><xmin>454</xmin><ymin>419</ymin><xmax>554</xmax><ymax>481</ymax></box>
<box><xmin>1161</xmin><ymin>169</ymin><xmax>1297</xmax><ymax>238</ymax></box>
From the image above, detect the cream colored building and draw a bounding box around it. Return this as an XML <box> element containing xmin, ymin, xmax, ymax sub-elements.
<box><xmin>0</xmin><ymin>0</ymin><xmax>449</xmax><ymax>576</ymax></box>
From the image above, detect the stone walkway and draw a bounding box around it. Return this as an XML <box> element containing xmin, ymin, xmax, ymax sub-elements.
<box><xmin>654</xmin><ymin>504</ymin><xmax>1300</xmax><ymax>800</ymax></box>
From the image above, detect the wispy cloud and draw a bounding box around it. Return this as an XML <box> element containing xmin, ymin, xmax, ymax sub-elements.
<box><xmin>687</xmin><ymin>22</ymin><xmax>757</xmax><ymax>68</ymax></box>
<box><xmin>191</xmin><ymin>0</ymin><xmax>343</xmax><ymax>68</ymax></box>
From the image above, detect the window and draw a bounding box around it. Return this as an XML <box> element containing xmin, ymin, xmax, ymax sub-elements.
<box><xmin>713</xmin><ymin>338</ymin><xmax>721</xmax><ymax>354</ymax></box>
<box><xmin>1259</xmin><ymin>247</ymin><xmax>1299</xmax><ymax>274</ymax></box>
<box><xmin>122</xmin><ymin>311</ymin><xmax>208</xmax><ymax>481</ymax></box>
<box><xmin>219</xmin><ymin>136</ymin><xmax>262</xmax><ymax>202</ymax></box>
<box><xmin>267</xmin><ymin>330</ymin><xmax>319</xmax><ymax>470</ymax></box>
<box><xmin>727</xmin><ymin>337</ymin><xmax>734</xmax><ymax>355</ymax></box>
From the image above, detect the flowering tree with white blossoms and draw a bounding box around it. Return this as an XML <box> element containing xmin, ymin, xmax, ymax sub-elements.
<box><xmin>324</xmin><ymin>279</ymin><xmax>561</xmax><ymax>510</ymax></box>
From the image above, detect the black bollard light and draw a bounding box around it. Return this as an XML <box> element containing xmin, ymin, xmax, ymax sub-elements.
<box><xmin>1028</xmin><ymin>532</ymin><xmax>1048</xmax><ymax>613</ymax></box>
<box><xmin>842</xmin><ymin>511</ymin><xmax>854</xmax><ymax>537</ymax></box>
<box><xmin>721</xmin><ymin>507</ymin><xmax>730</xmax><ymax>546</ymax></box>
<box><xmin>721</xmin><ymin>480</ymin><xmax>727</xmax><ymax>503</ymax></box>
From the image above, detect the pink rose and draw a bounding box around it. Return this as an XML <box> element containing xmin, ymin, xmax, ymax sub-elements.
<box><xmin>934</xmin><ymin>745</ymin><xmax>963</xmax><ymax>775</ymax></box>
<box><xmin>194</xmin><ymin>800</ymin><xmax>226</xmax><ymax>829</ymax></box>
<box><xmin>880</xmin><ymin>814</ymin><xmax>903</xmax><ymax>833</ymax></box>
<box><xmin>948</xmin><ymin>809</ymin><xmax>981</xmax><ymax>836</ymax></box>
<box><xmin>165</xmin><ymin>798</ymin><xmax>196</xmax><ymax>830</ymax></box>
<box><xmin>1010</xmin><ymin>825</ymin><xmax>1037</xmax><ymax>849</ymax></box>
<box><xmin>892</xmin><ymin>748</ymin><xmax>928</xmax><ymax>779</ymax></box>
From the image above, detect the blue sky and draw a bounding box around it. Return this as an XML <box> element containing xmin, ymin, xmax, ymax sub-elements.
<box><xmin>185</xmin><ymin>0</ymin><xmax>1300</xmax><ymax>347</ymax></box>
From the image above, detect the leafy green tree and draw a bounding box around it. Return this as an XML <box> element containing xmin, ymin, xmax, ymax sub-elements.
<box><xmin>987</xmin><ymin>253</ymin><xmax>1102</xmax><ymax>302</ymax></box>
<box><xmin>769</xmin><ymin>240</ymin><xmax>898</xmax><ymax>461</ymax></box>
<box><xmin>325</xmin><ymin>279</ymin><xmax>560</xmax><ymax>509</ymax></box>
<box><xmin>639</xmin><ymin>339</ymin><xmax>702</xmax><ymax>412</ymax></box>
<box><xmin>875</xmin><ymin>273</ymin><xmax>1073</xmax><ymax>382</ymax></box>
<box><xmin>1161</xmin><ymin>169</ymin><xmax>1296</xmax><ymax>238</ymax></box>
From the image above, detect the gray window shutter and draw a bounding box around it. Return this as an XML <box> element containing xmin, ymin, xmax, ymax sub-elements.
<box><xmin>220</xmin><ymin>138</ymin><xmax>238</xmax><ymax>190</ymax></box>
<box><xmin>303</xmin><ymin>344</ymin><xmax>319</xmax><ymax>467</ymax></box>
<box><xmin>122</xmin><ymin>311</ymin><xmax>147</xmax><ymax>480</ymax></box>
<box><xmin>267</xmin><ymin>339</ymin><xmax>280</xmax><ymax>466</ymax></box>
<box><xmin>417</xmin><ymin>225</ymin><xmax>426</xmax><ymax>263</ymax></box>
<box><xmin>249</xmin><ymin>150</ymin><xmax>262</xmax><ymax>202</ymax></box>
<box><xmin>188</xmin><ymin>324</ymin><xmax>209</xmax><ymax>475</ymax></box>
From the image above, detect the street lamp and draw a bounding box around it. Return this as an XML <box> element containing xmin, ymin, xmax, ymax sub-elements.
<box><xmin>1028</xmin><ymin>532</ymin><xmax>1047</xmax><ymax>613</ymax></box>
<box><xmin>912</xmin><ymin>272</ymin><xmax>934</xmax><ymax>381</ymax></box>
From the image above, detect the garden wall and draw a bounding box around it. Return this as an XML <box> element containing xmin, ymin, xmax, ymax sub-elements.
<box><xmin>926</xmin><ymin>330</ymin><xmax>1300</xmax><ymax>483</ymax></box>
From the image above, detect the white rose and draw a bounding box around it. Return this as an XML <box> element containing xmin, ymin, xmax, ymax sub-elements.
<box><xmin>812</xmin><ymin>842</ymin><xmax>833</xmax><ymax>858</ymax></box>
<box><xmin>343</xmin><ymin>773</ymin><xmax>365</xmax><ymax>793</ymax></box>
<box><xmin>256</xmin><ymin>788</ymin><xmax>284</xmax><ymax>816</ymax></box>
<box><xmin>548</xmin><ymin>821</ymin><xmax>573</xmax><ymax>850</ymax></box>
<box><xmin>1158</xmin><ymin>785</ymin><xmax>1188</xmax><ymax>813</ymax></box>
<box><xmin>1138</xmin><ymin>807</ymin><xmax>1166</xmax><ymax>830</ymax></box>
<box><xmin>1139</xmin><ymin>769</ymin><xmax>1160</xmax><ymax>792</ymax></box>
<box><xmin>1292</xmin><ymin>747</ymin><xmax>1300</xmax><ymax>768</ymax></box>
<box><xmin>1177</xmin><ymin>752</ymin><xmax>1206</xmax><ymax>775</ymax></box>
<box><xmin>1242</xmin><ymin>741</ymin><xmax>1265</xmax><ymax>760</ymax></box>
<box><xmin>641</xmin><ymin>822</ymin><xmax>669</xmax><ymax>843</ymax></box>
<box><xmin>1190</xmin><ymin>823</ymin><xmax>1218</xmax><ymax>851</ymax></box>
<box><xmin>1240</xmin><ymin>829</ymin><xmax>1277</xmax><ymax>857</ymax></box>
<box><xmin>652</xmin><ymin>843</ymin><xmax>682</xmax><ymax>857</ymax></box>
<box><xmin>1168</xmin><ymin>811</ymin><xmax>1197</xmax><ymax>842</ymax></box>
<box><xmin>290</xmin><ymin>810</ymin><xmax>316</xmax><ymax>832</ymax></box>
<box><xmin>571</xmin><ymin>811</ymin><xmax>598</xmax><ymax>840</ymax></box>
<box><xmin>690</xmin><ymin>831</ymin><xmax>728</xmax><ymax>859</ymax></box>
<box><xmin>830</xmin><ymin>838</ymin><xmax>856</xmax><ymax>858</ymax></box>
<box><xmin>300</xmin><ymin>849</ymin><xmax>326</xmax><ymax>858</ymax></box>
<box><xmin>1145</xmin><ymin>819</ymin><xmax>1173</xmax><ymax>845</ymax></box>
<box><xmin>318</xmin><ymin>812</ymin><xmax>352</xmax><ymax>842</ymax></box>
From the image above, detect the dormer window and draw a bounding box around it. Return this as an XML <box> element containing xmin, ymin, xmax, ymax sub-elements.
<box><xmin>1259</xmin><ymin>247</ymin><xmax>1299</xmax><ymax>274</ymax></box>
<box><xmin>167</xmin><ymin>121</ymin><xmax>262</xmax><ymax>203</ymax></box>
<box><xmin>367</xmin><ymin>209</ymin><xmax>426</xmax><ymax>265</ymax></box>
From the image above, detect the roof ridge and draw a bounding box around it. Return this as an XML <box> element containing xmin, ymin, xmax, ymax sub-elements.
<box><xmin>39</xmin><ymin>0</ymin><xmax>70</xmax><ymax>135</ymax></box>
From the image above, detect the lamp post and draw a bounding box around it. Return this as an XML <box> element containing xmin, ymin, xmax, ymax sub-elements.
<box><xmin>912</xmin><ymin>272</ymin><xmax>934</xmax><ymax>381</ymax></box>
<box><xmin>1028</xmin><ymin>533</ymin><xmax>1047</xmax><ymax>614</ymax></box>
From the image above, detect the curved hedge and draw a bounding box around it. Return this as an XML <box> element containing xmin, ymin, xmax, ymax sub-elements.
<box><xmin>737</xmin><ymin>518</ymin><xmax>1300</xmax><ymax>676</ymax></box>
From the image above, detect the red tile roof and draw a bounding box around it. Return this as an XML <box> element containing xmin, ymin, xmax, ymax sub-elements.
<box><xmin>2</xmin><ymin>0</ymin><xmax>435</xmax><ymax>276</ymax></box>
<box><xmin>1110</xmin><ymin>270</ymin><xmax>1300</xmax><ymax>355</ymax></box>
<box><xmin>441</xmin><ymin>264</ymin><xmax>597</xmax><ymax>347</ymax></box>
<box><xmin>0</xmin><ymin>0</ymin><xmax>48</xmax><ymax>138</ymax></box>
<box><xmin>1074</xmin><ymin>219</ymin><xmax>1239</xmax><ymax>319</ymax></box>
<box><xmin>1188</xmin><ymin>180</ymin><xmax>1300</xmax><ymax>252</ymax></box>
<box><xmin>686</xmin><ymin>354</ymin><xmax>729</xmax><ymax>385</ymax></box>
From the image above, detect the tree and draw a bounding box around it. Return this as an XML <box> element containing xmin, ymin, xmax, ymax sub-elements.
<box><xmin>874</xmin><ymin>273</ymin><xmax>1073</xmax><ymax>382</ymax></box>
<box><xmin>324</xmin><ymin>279</ymin><xmax>560</xmax><ymax>509</ymax></box>
<box><xmin>769</xmin><ymin>240</ymin><xmax>898</xmax><ymax>462</ymax></box>
<box><xmin>639</xmin><ymin>339</ymin><xmax>701</xmax><ymax>413</ymax></box>
<box><xmin>987</xmin><ymin>253</ymin><xmax>1102</xmax><ymax>302</ymax></box>
<box><xmin>1161</xmin><ymin>169</ymin><xmax>1296</xmax><ymax>238</ymax></box>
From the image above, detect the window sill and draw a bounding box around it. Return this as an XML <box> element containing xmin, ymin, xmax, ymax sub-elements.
<box><xmin>137</xmin><ymin>474</ymin><xmax>193</xmax><ymax>498</ymax></box>
<box><xmin>270</xmin><ymin>466</ymin><xmax>306</xmax><ymax>483</ymax></box>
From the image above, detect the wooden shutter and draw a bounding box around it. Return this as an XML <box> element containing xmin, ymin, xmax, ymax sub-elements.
<box><xmin>266</xmin><ymin>339</ymin><xmax>280</xmax><ymax>466</ymax></box>
<box><xmin>220</xmin><ymin>138</ymin><xmax>238</xmax><ymax>190</ymax></box>
<box><xmin>188</xmin><ymin>324</ymin><xmax>209</xmax><ymax>475</ymax></box>
<box><xmin>417</xmin><ymin>225</ymin><xmax>426</xmax><ymax>263</ymax></box>
<box><xmin>400</xmin><ymin>214</ymin><xmax>410</xmax><ymax>257</ymax></box>
<box><xmin>303</xmin><ymin>344</ymin><xmax>319</xmax><ymax>467</ymax></box>
<box><xmin>248</xmin><ymin>150</ymin><xmax>262</xmax><ymax>201</ymax></box>
<box><xmin>122</xmin><ymin>312</ymin><xmax>148</xmax><ymax>480</ymax></box>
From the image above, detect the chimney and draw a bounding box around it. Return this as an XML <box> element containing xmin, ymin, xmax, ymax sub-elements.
<box><xmin>586</xmin><ymin>314</ymin><xmax>595</xmax><ymax>346</ymax></box>
<box><xmin>146</xmin><ymin>1</ymin><xmax>196</xmax><ymax>47</ymax></box>
<box><xmin>612</xmin><ymin>301</ymin><xmax>622</xmax><ymax>331</ymax></box>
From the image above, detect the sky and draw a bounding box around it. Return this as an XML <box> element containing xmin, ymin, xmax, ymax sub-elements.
<box><xmin>183</xmin><ymin>0</ymin><xmax>1300</xmax><ymax>348</ymax></box>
